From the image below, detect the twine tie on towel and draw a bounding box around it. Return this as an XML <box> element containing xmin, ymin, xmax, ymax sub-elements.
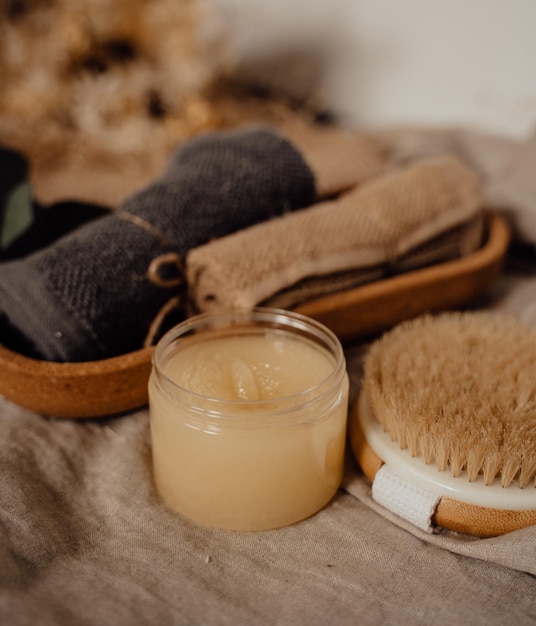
<box><xmin>117</xmin><ymin>209</ymin><xmax>173</xmax><ymax>249</ymax></box>
<box><xmin>144</xmin><ymin>252</ymin><xmax>185</xmax><ymax>347</ymax></box>
<box><xmin>147</xmin><ymin>252</ymin><xmax>184</xmax><ymax>288</ymax></box>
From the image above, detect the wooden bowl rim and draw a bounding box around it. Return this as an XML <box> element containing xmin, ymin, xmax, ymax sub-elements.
<box><xmin>0</xmin><ymin>211</ymin><xmax>510</xmax><ymax>418</ymax></box>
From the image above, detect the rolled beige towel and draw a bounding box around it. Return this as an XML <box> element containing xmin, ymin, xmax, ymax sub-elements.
<box><xmin>186</xmin><ymin>156</ymin><xmax>485</xmax><ymax>313</ymax></box>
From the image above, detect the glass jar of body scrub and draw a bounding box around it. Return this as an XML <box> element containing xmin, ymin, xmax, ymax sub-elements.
<box><xmin>149</xmin><ymin>307</ymin><xmax>349</xmax><ymax>531</ymax></box>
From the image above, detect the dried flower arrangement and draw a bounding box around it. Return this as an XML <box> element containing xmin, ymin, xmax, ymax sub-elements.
<box><xmin>0</xmin><ymin>0</ymin><xmax>323</xmax><ymax>206</ymax></box>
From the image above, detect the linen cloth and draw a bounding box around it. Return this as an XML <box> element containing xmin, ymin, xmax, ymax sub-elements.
<box><xmin>2</xmin><ymin>126</ymin><xmax>536</xmax><ymax>625</ymax></box>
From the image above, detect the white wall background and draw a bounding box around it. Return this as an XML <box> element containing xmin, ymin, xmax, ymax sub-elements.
<box><xmin>210</xmin><ymin>0</ymin><xmax>536</xmax><ymax>138</ymax></box>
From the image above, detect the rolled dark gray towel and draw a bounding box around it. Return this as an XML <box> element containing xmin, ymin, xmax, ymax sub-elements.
<box><xmin>0</xmin><ymin>127</ymin><xmax>315</xmax><ymax>362</ymax></box>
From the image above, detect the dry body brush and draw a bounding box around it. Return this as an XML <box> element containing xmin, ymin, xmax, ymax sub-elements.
<box><xmin>363</xmin><ymin>312</ymin><xmax>536</xmax><ymax>489</ymax></box>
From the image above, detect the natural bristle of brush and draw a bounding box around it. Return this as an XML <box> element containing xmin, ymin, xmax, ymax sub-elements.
<box><xmin>363</xmin><ymin>311</ymin><xmax>536</xmax><ymax>489</ymax></box>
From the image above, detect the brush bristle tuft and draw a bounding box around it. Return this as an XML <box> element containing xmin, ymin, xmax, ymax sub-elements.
<box><xmin>364</xmin><ymin>312</ymin><xmax>536</xmax><ymax>489</ymax></box>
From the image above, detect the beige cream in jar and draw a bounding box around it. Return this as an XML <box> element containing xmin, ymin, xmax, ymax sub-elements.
<box><xmin>149</xmin><ymin>308</ymin><xmax>349</xmax><ymax>531</ymax></box>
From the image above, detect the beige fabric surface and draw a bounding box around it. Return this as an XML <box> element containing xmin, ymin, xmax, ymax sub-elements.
<box><xmin>2</xmin><ymin>126</ymin><xmax>536</xmax><ymax>625</ymax></box>
<box><xmin>1</xmin><ymin>267</ymin><xmax>536</xmax><ymax>626</ymax></box>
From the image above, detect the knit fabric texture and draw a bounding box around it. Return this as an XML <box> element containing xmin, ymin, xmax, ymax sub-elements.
<box><xmin>264</xmin><ymin>216</ymin><xmax>484</xmax><ymax>310</ymax></box>
<box><xmin>0</xmin><ymin>127</ymin><xmax>315</xmax><ymax>362</ymax></box>
<box><xmin>186</xmin><ymin>156</ymin><xmax>484</xmax><ymax>313</ymax></box>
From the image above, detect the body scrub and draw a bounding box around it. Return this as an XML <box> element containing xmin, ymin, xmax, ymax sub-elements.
<box><xmin>149</xmin><ymin>308</ymin><xmax>349</xmax><ymax>531</ymax></box>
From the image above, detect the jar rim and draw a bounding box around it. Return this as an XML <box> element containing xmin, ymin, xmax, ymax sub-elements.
<box><xmin>151</xmin><ymin>307</ymin><xmax>347</xmax><ymax>417</ymax></box>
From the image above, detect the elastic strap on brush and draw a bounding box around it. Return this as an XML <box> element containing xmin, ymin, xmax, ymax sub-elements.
<box><xmin>372</xmin><ymin>465</ymin><xmax>440</xmax><ymax>534</ymax></box>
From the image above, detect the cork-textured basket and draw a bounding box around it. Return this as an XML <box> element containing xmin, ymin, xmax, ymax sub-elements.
<box><xmin>0</xmin><ymin>212</ymin><xmax>509</xmax><ymax>419</ymax></box>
